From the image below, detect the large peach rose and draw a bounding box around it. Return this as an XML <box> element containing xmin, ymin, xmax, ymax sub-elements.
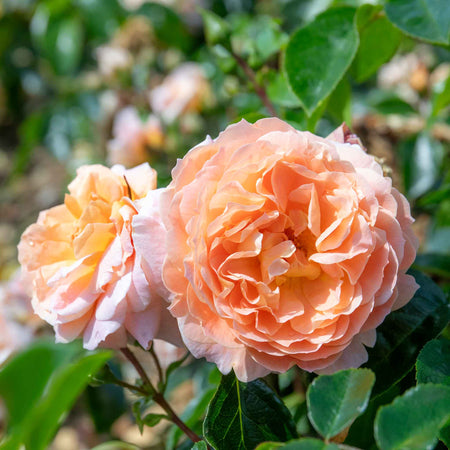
<box><xmin>18</xmin><ymin>163</ymin><xmax>180</xmax><ymax>350</ymax></box>
<box><xmin>162</xmin><ymin>118</ymin><xmax>419</xmax><ymax>381</ymax></box>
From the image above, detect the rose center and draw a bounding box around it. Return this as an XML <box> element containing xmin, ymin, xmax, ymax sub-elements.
<box><xmin>285</xmin><ymin>227</ymin><xmax>317</xmax><ymax>256</ymax></box>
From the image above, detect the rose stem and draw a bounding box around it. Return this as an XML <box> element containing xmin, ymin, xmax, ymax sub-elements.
<box><xmin>149</xmin><ymin>344</ymin><xmax>164</xmax><ymax>386</ymax></box>
<box><xmin>120</xmin><ymin>347</ymin><xmax>203</xmax><ymax>444</ymax></box>
<box><xmin>230</xmin><ymin>50</ymin><xmax>278</xmax><ymax>117</ymax></box>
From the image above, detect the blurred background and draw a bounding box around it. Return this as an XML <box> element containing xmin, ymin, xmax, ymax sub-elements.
<box><xmin>0</xmin><ymin>0</ymin><xmax>449</xmax><ymax>448</ymax></box>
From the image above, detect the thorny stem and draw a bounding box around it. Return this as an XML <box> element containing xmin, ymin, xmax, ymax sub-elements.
<box><xmin>120</xmin><ymin>347</ymin><xmax>203</xmax><ymax>444</ymax></box>
<box><xmin>231</xmin><ymin>50</ymin><xmax>278</xmax><ymax>117</ymax></box>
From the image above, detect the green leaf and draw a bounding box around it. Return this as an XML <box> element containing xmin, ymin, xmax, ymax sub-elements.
<box><xmin>400</xmin><ymin>132</ymin><xmax>444</xmax><ymax>200</ymax></box>
<box><xmin>284</xmin><ymin>7</ymin><xmax>359</xmax><ymax>115</ymax></box>
<box><xmin>0</xmin><ymin>340</ymin><xmax>111</xmax><ymax>450</ymax></box>
<box><xmin>91</xmin><ymin>441</ymin><xmax>140</xmax><ymax>450</ymax></box>
<box><xmin>200</xmin><ymin>9</ymin><xmax>230</xmax><ymax>46</ymax></box>
<box><xmin>327</xmin><ymin>77</ymin><xmax>352</xmax><ymax>126</ymax></box>
<box><xmin>440</xmin><ymin>419</ymin><xmax>450</xmax><ymax>448</ymax></box>
<box><xmin>53</xmin><ymin>16</ymin><xmax>84</xmax><ymax>74</ymax></box>
<box><xmin>307</xmin><ymin>369</ymin><xmax>375</xmax><ymax>439</ymax></box>
<box><xmin>267</xmin><ymin>71</ymin><xmax>302</xmax><ymax>108</ymax></box>
<box><xmin>353</xmin><ymin>5</ymin><xmax>402</xmax><ymax>82</ymax></box>
<box><xmin>191</xmin><ymin>442</ymin><xmax>208</xmax><ymax>450</ymax></box>
<box><xmin>416</xmin><ymin>339</ymin><xmax>450</xmax><ymax>385</ymax></box>
<box><xmin>31</xmin><ymin>5</ymin><xmax>84</xmax><ymax>75</ymax></box>
<box><xmin>375</xmin><ymin>384</ymin><xmax>450</xmax><ymax>450</ymax></box>
<box><xmin>432</xmin><ymin>75</ymin><xmax>450</xmax><ymax>117</ymax></box>
<box><xmin>256</xmin><ymin>439</ymin><xmax>340</xmax><ymax>450</ymax></box>
<box><xmin>142</xmin><ymin>413</ymin><xmax>168</xmax><ymax>427</ymax></box>
<box><xmin>385</xmin><ymin>0</ymin><xmax>450</xmax><ymax>45</ymax></box>
<box><xmin>137</xmin><ymin>2</ymin><xmax>191</xmax><ymax>50</ymax></box>
<box><xmin>346</xmin><ymin>383</ymin><xmax>400</xmax><ymax>449</ymax></box>
<box><xmin>204</xmin><ymin>372</ymin><xmax>297</xmax><ymax>450</ymax></box>
<box><xmin>231</xmin><ymin>15</ymin><xmax>288</xmax><ymax>67</ymax></box>
<box><xmin>365</xmin><ymin>270</ymin><xmax>450</xmax><ymax>396</ymax></box>
<box><xmin>413</xmin><ymin>253</ymin><xmax>450</xmax><ymax>278</ymax></box>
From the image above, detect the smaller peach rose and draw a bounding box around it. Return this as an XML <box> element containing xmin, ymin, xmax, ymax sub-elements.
<box><xmin>18</xmin><ymin>163</ymin><xmax>180</xmax><ymax>350</ymax></box>
<box><xmin>108</xmin><ymin>107</ymin><xmax>164</xmax><ymax>168</ymax></box>
<box><xmin>149</xmin><ymin>63</ymin><xmax>211</xmax><ymax>123</ymax></box>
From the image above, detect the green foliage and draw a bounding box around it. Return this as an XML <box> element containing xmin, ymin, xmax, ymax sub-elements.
<box><xmin>204</xmin><ymin>372</ymin><xmax>297</xmax><ymax>450</ymax></box>
<box><xmin>353</xmin><ymin>5</ymin><xmax>402</xmax><ymax>82</ymax></box>
<box><xmin>385</xmin><ymin>0</ymin><xmax>450</xmax><ymax>45</ymax></box>
<box><xmin>416</xmin><ymin>339</ymin><xmax>450</xmax><ymax>385</ymax></box>
<box><xmin>365</xmin><ymin>270</ymin><xmax>450</xmax><ymax>395</ymax></box>
<box><xmin>307</xmin><ymin>369</ymin><xmax>375</xmax><ymax>439</ymax></box>
<box><xmin>284</xmin><ymin>7</ymin><xmax>359</xmax><ymax>115</ymax></box>
<box><xmin>256</xmin><ymin>439</ymin><xmax>340</xmax><ymax>450</ymax></box>
<box><xmin>374</xmin><ymin>384</ymin><xmax>450</xmax><ymax>449</ymax></box>
<box><xmin>0</xmin><ymin>340</ymin><xmax>111</xmax><ymax>450</ymax></box>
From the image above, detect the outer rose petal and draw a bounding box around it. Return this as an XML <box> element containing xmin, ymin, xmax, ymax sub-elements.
<box><xmin>18</xmin><ymin>163</ymin><xmax>180</xmax><ymax>350</ymax></box>
<box><xmin>163</xmin><ymin>118</ymin><xmax>419</xmax><ymax>381</ymax></box>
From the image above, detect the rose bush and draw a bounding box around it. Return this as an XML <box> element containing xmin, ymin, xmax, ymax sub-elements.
<box><xmin>162</xmin><ymin>118</ymin><xmax>419</xmax><ymax>381</ymax></box>
<box><xmin>18</xmin><ymin>163</ymin><xmax>180</xmax><ymax>350</ymax></box>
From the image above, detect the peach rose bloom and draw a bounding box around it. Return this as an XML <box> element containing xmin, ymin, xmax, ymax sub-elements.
<box><xmin>149</xmin><ymin>63</ymin><xmax>210</xmax><ymax>123</ymax></box>
<box><xmin>18</xmin><ymin>163</ymin><xmax>180</xmax><ymax>350</ymax></box>
<box><xmin>107</xmin><ymin>107</ymin><xmax>164</xmax><ymax>168</ymax></box>
<box><xmin>162</xmin><ymin>118</ymin><xmax>419</xmax><ymax>381</ymax></box>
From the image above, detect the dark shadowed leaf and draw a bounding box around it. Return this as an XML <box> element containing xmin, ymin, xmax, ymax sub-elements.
<box><xmin>416</xmin><ymin>339</ymin><xmax>450</xmax><ymax>385</ymax></box>
<box><xmin>307</xmin><ymin>369</ymin><xmax>375</xmax><ymax>439</ymax></box>
<box><xmin>365</xmin><ymin>270</ymin><xmax>450</xmax><ymax>396</ymax></box>
<box><xmin>413</xmin><ymin>253</ymin><xmax>450</xmax><ymax>278</ymax></box>
<box><xmin>204</xmin><ymin>372</ymin><xmax>297</xmax><ymax>450</ymax></box>
<box><xmin>284</xmin><ymin>7</ymin><xmax>358</xmax><ymax>115</ymax></box>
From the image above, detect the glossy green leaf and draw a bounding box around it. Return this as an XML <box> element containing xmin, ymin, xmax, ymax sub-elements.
<box><xmin>204</xmin><ymin>372</ymin><xmax>297</xmax><ymax>450</ymax></box>
<box><xmin>0</xmin><ymin>340</ymin><xmax>111</xmax><ymax>450</ymax></box>
<box><xmin>307</xmin><ymin>369</ymin><xmax>375</xmax><ymax>439</ymax></box>
<box><xmin>353</xmin><ymin>5</ymin><xmax>402</xmax><ymax>82</ymax></box>
<box><xmin>375</xmin><ymin>384</ymin><xmax>450</xmax><ymax>450</ymax></box>
<box><xmin>365</xmin><ymin>270</ymin><xmax>450</xmax><ymax>396</ymax></box>
<box><xmin>256</xmin><ymin>439</ymin><xmax>340</xmax><ymax>450</ymax></box>
<box><xmin>416</xmin><ymin>339</ymin><xmax>450</xmax><ymax>385</ymax></box>
<box><xmin>142</xmin><ymin>413</ymin><xmax>167</xmax><ymax>427</ymax></box>
<box><xmin>385</xmin><ymin>0</ymin><xmax>450</xmax><ymax>45</ymax></box>
<box><xmin>284</xmin><ymin>7</ymin><xmax>358</xmax><ymax>115</ymax></box>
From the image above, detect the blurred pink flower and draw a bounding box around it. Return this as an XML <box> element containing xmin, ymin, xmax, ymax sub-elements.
<box><xmin>162</xmin><ymin>118</ymin><xmax>419</xmax><ymax>381</ymax></box>
<box><xmin>108</xmin><ymin>107</ymin><xmax>164</xmax><ymax>168</ymax></box>
<box><xmin>149</xmin><ymin>63</ymin><xmax>210</xmax><ymax>123</ymax></box>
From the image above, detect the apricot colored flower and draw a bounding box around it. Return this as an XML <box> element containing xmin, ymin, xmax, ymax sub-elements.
<box><xmin>18</xmin><ymin>163</ymin><xmax>180</xmax><ymax>350</ymax></box>
<box><xmin>149</xmin><ymin>63</ymin><xmax>211</xmax><ymax>123</ymax></box>
<box><xmin>162</xmin><ymin>118</ymin><xmax>419</xmax><ymax>381</ymax></box>
<box><xmin>107</xmin><ymin>107</ymin><xmax>164</xmax><ymax>168</ymax></box>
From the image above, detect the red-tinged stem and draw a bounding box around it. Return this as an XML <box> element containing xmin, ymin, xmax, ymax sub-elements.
<box><xmin>120</xmin><ymin>347</ymin><xmax>203</xmax><ymax>444</ymax></box>
<box><xmin>231</xmin><ymin>50</ymin><xmax>278</xmax><ymax>117</ymax></box>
